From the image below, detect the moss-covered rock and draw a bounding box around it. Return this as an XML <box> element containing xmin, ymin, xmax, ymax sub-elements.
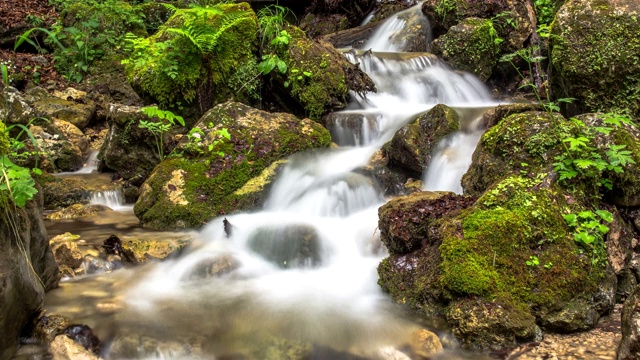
<box><xmin>123</xmin><ymin>3</ymin><xmax>259</xmax><ymax>113</ymax></box>
<box><xmin>271</xmin><ymin>25</ymin><xmax>376</xmax><ymax>121</ymax></box>
<box><xmin>299</xmin><ymin>14</ymin><xmax>350</xmax><ymax>38</ymax></box>
<box><xmin>0</xmin><ymin>86</ymin><xmax>37</xmax><ymax>125</ymax></box>
<box><xmin>379</xmin><ymin>173</ymin><xmax>616</xmax><ymax>349</ymax></box>
<box><xmin>28</xmin><ymin>89</ymin><xmax>96</xmax><ymax>130</ymax></box>
<box><xmin>122</xmin><ymin>236</ymin><xmax>191</xmax><ymax>264</ymax></box>
<box><xmin>98</xmin><ymin>104</ymin><xmax>162</xmax><ymax>183</ymax></box>
<box><xmin>461</xmin><ymin>111</ymin><xmax>572</xmax><ymax>196</ymax></box>
<box><xmin>550</xmin><ymin>0</ymin><xmax>640</xmax><ymax>118</ymax></box>
<box><xmin>385</xmin><ymin>104</ymin><xmax>459</xmax><ymax>175</ymax></box>
<box><xmin>134</xmin><ymin>102</ymin><xmax>331</xmax><ymax>229</ymax></box>
<box><xmin>431</xmin><ymin>17</ymin><xmax>499</xmax><ymax>81</ymax></box>
<box><xmin>422</xmin><ymin>0</ymin><xmax>534</xmax><ymax>52</ymax></box>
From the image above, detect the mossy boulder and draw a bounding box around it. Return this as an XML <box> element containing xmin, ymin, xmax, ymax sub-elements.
<box><xmin>379</xmin><ymin>174</ymin><xmax>616</xmax><ymax>349</ymax></box>
<box><xmin>385</xmin><ymin>104</ymin><xmax>460</xmax><ymax>175</ymax></box>
<box><xmin>122</xmin><ymin>236</ymin><xmax>191</xmax><ymax>264</ymax></box>
<box><xmin>550</xmin><ymin>0</ymin><xmax>640</xmax><ymax>118</ymax></box>
<box><xmin>422</xmin><ymin>0</ymin><xmax>534</xmax><ymax>51</ymax></box>
<box><xmin>134</xmin><ymin>102</ymin><xmax>331</xmax><ymax>229</ymax></box>
<box><xmin>271</xmin><ymin>25</ymin><xmax>376</xmax><ymax>121</ymax></box>
<box><xmin>98</xmin><ymin>104</ymin><xmax>163</xmax><ymax>183</ymax></box>
<box><xmin>461</xmin><ymin>111</ymin><xmax>569</xmax><ymax>196</ymax></box>
<box><xmin>431</xmin><ymin>17</ymin><xmax>500</xmax><ymax>81</ymax></box>
<box><xmin>299</xmin><ymin>14</ymin><xmax>350</xmax><ymax>38</ymax></box>
<box><xmin>0</xmin><ymin>86</ymin><xmax>38</xmax><ymax>125</ymax></box>
<box><xmin>247</xmin><ymin>224</ymin><xmax>321</xmax><ymax>269</ymax></box>
<box><xmin>123</xmin><ymin>3</ymin><xmax>259</xmax><ymax>113</ymax></box>
<box><xmin>29</xmin><ymin>91</ymin><xmax>96</xmax><ymax>130</ymax></box>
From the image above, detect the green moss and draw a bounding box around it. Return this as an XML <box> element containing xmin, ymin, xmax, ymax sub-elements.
<box><xmin>0</xmin><ymin>121</ymin><xmax>10</xmax><ymax>156</ymax></box>
<box><xmin>551</xmin><ymin>3</ymin><xmax>640</xmax><ymax>117</ymax></box>
<box><xmin>431</xmin><ymin>17</ymin><xmax>499</xmax><ymax>81</ymax></box>
<box><xmin>123</xmin><ymin>3</ymin><xmax>258</xmax><ymax>109</ymax></box>
<box><xmin>441</xmin><ymin>174</ymin><xmax>605</xmax><ymax>310</ymax></box>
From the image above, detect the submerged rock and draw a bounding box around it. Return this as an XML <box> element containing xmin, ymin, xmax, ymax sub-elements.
<box><xmin>183</xmin><ymin>254</ymin><xmax>240</xmax><ymax>281</ymax></box>
<box><xmin>121</xmin><ymin>236</ymin><xmax>191</xmax><ymax>264</ymax></box>
<box><xmin>46</xmin><ymin>204</ymin><xmax>112</xmax><ymax>220</ymax></box>
<box><xmin>248</xmin><ymin>224</ymin><xmax>322</xmax><ymax>269</ymax></box>
<box><xmin>49</xmin><ymin>335</ymin><xmax>99</xmax><ymax>360</ymax></box>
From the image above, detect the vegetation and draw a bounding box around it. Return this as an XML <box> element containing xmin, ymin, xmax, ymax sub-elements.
<box><xmin>139</xmin><ymin>106</ymin><xmax>185</xmax><ymax>161</ymax></box>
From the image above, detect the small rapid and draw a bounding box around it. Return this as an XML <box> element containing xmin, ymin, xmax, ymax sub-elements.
<box><xmin>44</xmin><ymin>6</ymin><xmax>500</xmax><ymax>359</ymax></box>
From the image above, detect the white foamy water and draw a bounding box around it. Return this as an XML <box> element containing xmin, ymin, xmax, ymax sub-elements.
<box><xmin>89</xmin><ymin>188</ymin><xmax>131</xmax><ymax>211</ymax></box>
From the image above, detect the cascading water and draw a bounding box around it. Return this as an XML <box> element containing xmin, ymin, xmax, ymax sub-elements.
<box><xmin>44</xmin><ymin>7</ymin><xmax>500</xmax><ymax>359</ymax></box>
<box><xmin>89</xmin><ymin>188</ymin><xmax>129</xmax><ymax>211</ymax></box>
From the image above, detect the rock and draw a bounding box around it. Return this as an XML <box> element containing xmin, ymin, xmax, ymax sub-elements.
<box><xmin>247</xmin><ymin>224</ymin><xmax>322</xmax><ymax>269</ymax></box>
<box><xmin>378</xmin><ymin>191</ymin><xmax>467</xmax><ymax>254</ymax></box>
<box><xmin>98</xmin><ymin>103</ymin><xmax>162</xmax><ymax>182</ymax></box>
<box><xmin>375</xmin><ymin>347</ymin><xmax>412</xmax><ymax>360</ymax></box>
<box><xmin>432</xmin><ymin>17</ymin><xmax>500</xmax><ymax>81</ymax></box>
<box><xmin>550</xmin><ymin>0</ymin><xmax>640</xmax><ymax>118</ymax></box>
<box><xmin>231</xmin><ymin>160</ymin><xmax>287</xmax><ymax>211</ymax></box>
<box><xmin>121</xmin><ymin>236</ymin><xmax>191</xmax><ymax>264</ymax></box>
<box><xmin>29</xmin><ymin>89</ymin><xmax>96</xmax><ymax>130</ymax></box>
<box><xmin>324</xmin><ymin>112</ymin><xmax>380</xmax><ymax>147</ymax></box>
<box><xmin>49</xmin><ymin>335</ymin><xmax>99</xmax><ymax>360</ymax></box>
<box><xmin>108</xmin><ymin>334</ymin><xmax>200</xmax><ymax>359</ymax></box>
<box><xmin>385</xmin><ymin>104</ymin><xmax>459</xmax><ymax>175</ymax></box>
<box><xmin>422</xmin><ymin>0</ymin><xmax>534</xmax><ymax>52</ymax></box>
<box><xmin>183</xmin><ymin>254</ymin><xmax>240</xmax><ymax>281</ymax></box>
<box><xmin>375</xmin><ymin>4</ymin><xmax>432</xmax><ymax>52</ymax></box>
<box><xmin>461</xmin><ymin>111</ymin><xmax>567</xmax><ymax>196</ymax></box>
<box><xmin>39</xmin><ymin>174</ymin><xmax>119</xmax><ymax>210</ymax></box>
<box><xmin>446</xmin><ymin>297</ymin><xmax>541</xmax><ymax>350</ymax></box>
<box><xmin>46</xmin><ymin>204</ymin><xmax>113</xmax><ymax>220</ymax></box>
<box><xmin>0</xmin><ymin>86</ymin><xmax>37</xmax><ymax>125</ymax></box>
<box><xmin>410</xmin><ymin>329</ymin><xmax>443</xmax><ymax>357</ymax></box>
<box><xmin>299</xmin><ymin>13</ymin><xmax>350</xmax><ymax>38</ymax></box>
<box><xmin>606</xmin><ymin>211</ymin><xmax>635</xmax><ymax>275</ymax></box>
<box><xmin>617</xmin><ymin>269</ymin><xmax>638</xmax><ymax>303</ymax></box>
<box><xmin>619</xmin><ymin>285</ymin><xmax>640</xmax><ymax>359</ymax></box>
<box><xmin>26</xmin><ymin>311</ymin><xmax>71</xmax><ymax>344</ymax></box>
<box><xmin>269</xmin><ymin>25</ymin><xmax>376</xmax><ymax>120</ymax></box>
<box><xmin>0</xmin><ymin>191</ymin><xmax>59</xmax><ymax>358</ymax></box>
<box><xmin>134</xmin><ymin>102</ymin><xmax>331</xmax><ymax>229</ymax></box>
<box><xmin>63</xmin><ymin>324</ymin><xmax>100</xmax><ymax>353</ymax></box>
<box><xmin>304</xmin><ymin>0</ymin><xmax>376</xmax><ymax>27</ymax></box>
<box><xmin>479</xmin><ymin>102</ymin><xmax>543</xmax><ymax>129</ymax></box>
<box><xmin>52</xmin><ymin>118</ymin><xmax>90</xmax><ymax>160</ymax></box>
<box><xmin>52</xmin><ymin>242</ymin><xmax>84</xmax><ymax>269</ymax></box>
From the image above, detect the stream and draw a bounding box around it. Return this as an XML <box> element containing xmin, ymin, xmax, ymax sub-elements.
<box><xmin>37</xmin><ymin>5</ymin><xmax>501</xmax><ymax>359</ymax></box>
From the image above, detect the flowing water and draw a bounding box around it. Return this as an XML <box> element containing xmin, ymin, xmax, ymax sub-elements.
<box><xmin>41</xmin><ymin>7</ymin><xmax>501</xmax><ymax>360</ymax></box>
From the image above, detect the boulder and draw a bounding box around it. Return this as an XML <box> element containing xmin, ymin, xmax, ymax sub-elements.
<box><xmin>550</xmin><ymin>0</ymin><xmax>640</xmax><ymax>118</ymax></box>
<box><xmin>52</xmin><ymin>242</ymin><xmax>84</xmax><ymax>269</ymax></box>
<box><xmin>183</xmin><ymin>254</ymin><xmax>240</xmax><ymax>281</ymax></box>
<box><xmin>618</xmin><ymin>285</ymin><xmax>640</xmax><ymax>360</ymax></box>
<box><xmin>247</xmin><ymin>224</ymin><xmax>322</xmax><ymax>269</ymax></box>
<box><xmin>26</xmin><ymin>311</ymin><xmax>71</xmax><ymax>344</ymax></box>
<box><xmin>46</xmin><ymin>204</ymin><xmax>113</xmax><ymax>220</ymax></box>
<box><xmin>0</xmin><ymin>86</ymin><xmax>37</xmax><ymax>125</ymax></box>
<box><xmin>432</xmin><ymin>17</ymin><xmax>500</xmax><ymax>81</ymax></box>
<box><xmin>39</xmin><ymin>174</ymin><xmax>119</xmax><ymax>210</ymax></box>
<box><xmin>269</xmin><ymin>25</ymin><xmax>376</xmax><ymax>120</ymax></box>
<box><xmin>134</xmin><ymin>102</ymin><xmax>331</xmax><ymax>229</ymax></box>
<box><xmin>121</xmin><ymin>236</ymin><xmax>191</xmax><ymax>264</ymax></box>
<box><xmin>98</xmin><ymin>103</ymin><xmax>163</xmax><ymax>183</ymax></box>
<box><xmin>379</xmin><ymin>173</ymin><xmax>617</xmax><ymax>350</ymax></box>
<box><xmin>0</xmin><ymin>191</ymin><xmax>59</xmax><ymax>358</ymax></box>
<box><xmin>49</xmin><ymin>334</ymin><xmax>99</xmax><ymax>360</ymax></box>
<box><xmin>29</xmin><ymin>91</ymin><xmax>96</xmax><ymax>130</ymax></box>
<box><xmin>385</xmin><ymin>104</ymin><xmax>459</xmax><ymax>175</ymax></box>
<box><xmin>410</xmin><ymin>329</ymin><xmax>443</xmax><ymax>357</ymax></box>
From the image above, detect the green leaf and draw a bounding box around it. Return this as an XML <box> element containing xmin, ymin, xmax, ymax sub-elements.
<box><xmin>595</xmin><ymin>209</ymin><xmax>613</xmax><ymax>223</ymax></box>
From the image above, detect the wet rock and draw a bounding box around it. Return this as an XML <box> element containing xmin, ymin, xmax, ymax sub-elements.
<box><xmin>357</xmin><ymin>165</ymin><xmax>410</xmax><ymax>197</ymax></box>
<box><xmin>375</xmin><ymin>346</ymin><xmax>412</xmax><ymax>360</ymax></box>
<box><xmin>49</xmin><ymin>335</ymin><xmax>99</xmax><ymax>360</ymax></box>
<box><xmin>618</xmin><ymin>284</ymin><xmax>640</xmax><ymax>359</ymax></box>
<box><xmin>378</xmin><ymin>4</ymin><xmax>432</xmax><ymax>52</ymax></box>
<box><xmin>46</xmin><ymin>204</ymin><xmax>112</xmax><ymax>220</ymax></box>
<box><xmin>479</xmin><ymin>102</ymin><xmax>543</xmax><ymax>129</ymax></box>
<box><xmin>134</xmin><ymin>102</ymin><xmax>331</xmax><ymax>229</ymax></box>
<box><xmin>248</xmin><ymin>224</ymin><xmax>322</xmax><ymax>269</ymax></box>
<box><xmin>24</xmin><ymin>311</ymin><xmax>71</xmax><ymax>344</ymax></box>
<box><xmin>432</xmin><ymin>17</ymin><xmax>499</xmax><ymax>81</ymax></box>
<box><xmin>184</xmin><ymin>254</ymin><xmax>240</xmax><ymax>281</ymax></box>
<box><xmin>446</xmin><ymin>297</ymin><xmax>541</xmax><ymax>350</ymax></box>
<box><xmin>231</xmin><ymin>159</ymin><xmax>287</xmax><ymax>211</ymax></box>
<box><xmin>325</xmin><ymin>112</ymin><xmax>380</xmax><ymax>147</ymax></box>
<box><xmin>52</xmin><ymin>242</ymin><xmax>84</xmax><ymax>269</ymax></box>
<box><xmin>40</xmin><ymin>176</ymin><xmax>91</xmax><ymax>209</ymax></box>
<box><xmin>410</xmin><ymin>328</ymin><xmax>443</xmax><ymax>357</ymax></box>
<box><xmin>98</xmin><ymin>103</ymin><xmax>162</xmax><ymax>182</ymax></box>
<box><xmin>82</xmin><ymin>255</ymin><xmax>123</xmax><ymax>275</ymax></box>
<box><xmin>304</xmin><ymin>0</ymin><xmax>376</xmax><ymax>27</ymax></box>
<box><xmin>121</xmin><ymin>236</ymin><xmax>191</xmax><ymax>264</ymax></box>
<box><xmin>28</xmin><ymin>88</ymin><xmax>96</xmax><ymax>130</ymax></box>
<box><xmin>299</xmin><ymin>13</ymin><xmax>350</xmax><ymax>38</ymax></box>
<box><xmin>0</xmin><ymin>191</ymin><xmax>59</xmax><ymax>358</ymax></box>
<box><xmin>551</xmin><ymin>0</ymin><xmax>640</xmax><ymax>118</ymax></box>
<box><xmin>64</xmin><ymin>324</ymin><xmax>100</xmax><ymax>353</ymax></box>
<box><xmin>385</xmin><ymin>104</ymin><xmax>459</xmax><ymax>175</ymax></box>
<box><xmin>617</xmin><ymin>269</ymin><xmax>638</xmax><ymax>304</ymax></box>
<box><xmin>108</xmin><ymin>334</ymin><xmax>202</xmax><ymax>359</ymax></box>
<box><xmin>378</xmin><ymin>191</ymin><xmax>470</xmax><ymax>254</ymax></box>
<box><xmin>461</xmin><ymin>111</ymin><xmax>567</xmax><ymax>196</ymax></box>
<box><xmin>268</xmin><ymin>25</ymin><xmax>375</xmax><ymax>120</ymax></box>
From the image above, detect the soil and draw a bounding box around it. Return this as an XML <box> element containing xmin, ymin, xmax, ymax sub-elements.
<box><xmin>0</xmin><ymin>0</ymin><xmax>56</xmax><ymax>30</ymax></box>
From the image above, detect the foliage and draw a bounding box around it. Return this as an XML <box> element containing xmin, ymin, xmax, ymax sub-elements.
<box><xmin>533</xmin><ymin>0</ymin><xmax>555</xmax><ymax>25</ymax></box>
<box><xmin>182</xmin><ymin>125</ymin><xmax>230</xmax><ymax>157</ymax></box>
<box><xmin>563</xmin><ymin>209</ymin><xmax>612</xmax><ymax>265</ymax></box>
<box><xmin>257</xmin><ymin>30</ymin><xmax>290</xmax><ymax>76</ymax></box>
<box><xmin>552</xmin><ymin>114</ymin><xmax>636</xmax><ymax>192</ymax></box>
<box><xmin>525</xmin><ymin>255</ymin><xmax>539</xmax><ymax>266</ymax></box>
<box><xmin>45</xmin><ymin>0</ymin><xmax>146</xmax><ymax>82</ymax></box>
<box><xmin>0</xmin><ymin>156</ymin><xmax>40</xmax><ymax>207</ymax></box>
<box><xmin>14</xmin><ymin>27</ymin><xmax>66</xmax><ymax>54</ymax></box>
<box><xmin>121</xmin><ymin>3</ymin><xmax>257</xmax><ymax>109</ymax></box>
<box><xmin>434</xmin><ymin>0</ymin><xmax>456</xmax><ymax>22</ymax></box>
<box><xmin>139</xmin><ymin>106</ymin><xmax>185</xmax><ymax>161</ymax></box>
<box><xmin>256</xmin><ymin>4</ymin><xmax>293</xmax><ymax>82</ymax></box>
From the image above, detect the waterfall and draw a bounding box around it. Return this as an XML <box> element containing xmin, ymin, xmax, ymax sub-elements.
<box><xmin>120</xmin><ymin>8</ymin><xmax>498</xmax><ymax>358</ymax></box>
<box><xmin>89</xmin><ymin>188</ymin><xmax>129</xmax><ymax>211</ymax></box>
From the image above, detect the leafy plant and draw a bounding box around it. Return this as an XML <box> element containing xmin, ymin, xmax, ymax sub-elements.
<box><xmin>525</xmin><ymin>255</ymin><xmax>539</xmax><ymax>266</ymax></box>
<box><xmin>139</xmin><ymin>106</ymin><xmax>185</xmax><ymax>161</ymax></box>
<box><xmin>0</xmin><ymin>156</ymin><xmax>40</xmax><ymax>207</ymax></box>
<box><xmin>14</xmin><ymin>27</ymin><xmax>66</xmax><ymax>54</ymax></box>
<box><xmin>563</xmin><ymin>209</ymin><xmax>612</xmax><ymax>265</ymax></box>
<box><xmin>552</xmin><ymin>114</ymin><xmax>636</xmax><ymax>191</ymax></box>
<box><xmin>434</xmin><ymin>0</ymin><xmax>457</xmax><ymax>22</ymax></box>
<box><xmin>534</xmin><ymin>0</ymin><xmax>555</xmax><ymax>25</ymax></box>
<box><xmin>257</xmin><ymin>4</ymin><xmax>293</xmax><ymax>46</ymax></box>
